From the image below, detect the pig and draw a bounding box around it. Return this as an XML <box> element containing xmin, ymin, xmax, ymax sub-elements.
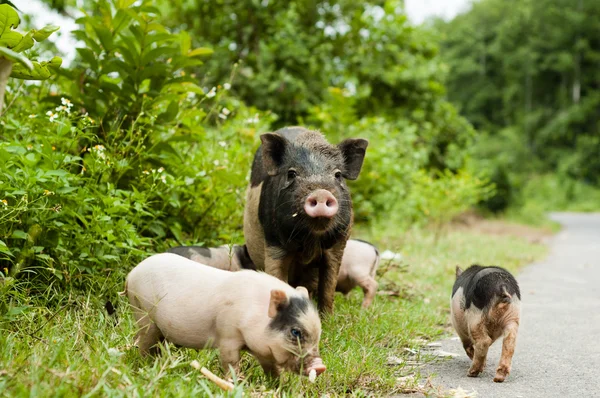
<box><xmin>167</xmin><ymin>239</ymin><xmax>380</xmax><ymax>308</ymax></box>
<box><xmin>243</xmin><ymin>126</ymin><xmax>368</xmax><ymax>314</ymax></box>
<box><xmin>451</xmin><ymin>264</ymin><xmax>521</xmax><ymax>382</ymax></box>
<box><xmin>336</xmin><ymin>239</ymin><xmax>380</xmax><ymax>308</ymax></box>
<box><xmin>124</xmin><ymin>253</ymin><xmax>326</xmax><ymax>378</ymax></box>
<box><xmin>167</xmin><ymin>244</ymin><xmax>255</xmax><ymax>271</ymax></box>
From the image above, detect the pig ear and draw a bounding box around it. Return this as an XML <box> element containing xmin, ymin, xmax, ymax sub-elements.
<box><xmin>455</xmin><ymin>266</ymin><xmax>464</xmax><ymax>278</ymax></box>
<box><xmin>268</xmin><ymin>289</ymin><xmax>289</xmax><ymax>318</ymax></box>
<box><xmin>338</xmin><ymin>138</ymin><xmax>368</xmax><ymax>180</ymax></box>
<box><xmin>295</xmin><ymin>286</ymin><xmax>309</xmax><ymax>299</ymax></box>
<box><xmin>261</xmin><ymin>133</ymin><xmax>288</xmax><ymax>176</ymax></box>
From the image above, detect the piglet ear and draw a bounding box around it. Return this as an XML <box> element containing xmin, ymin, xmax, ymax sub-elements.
<box><xmin>261</xmin><ymin>133</ymin><xmax>288</xmax><ymax>176</ymax></box>
<box><xmin>338</xmin><ymin>138</ymin><xmax>368</xmax><ymax>180</ymax></box>
<box><xmin>455</xmin><ymin>266</ymin><xmax>464</xmax><ymax>278</ymax></box>
<box><xmin>295</xmin><ymin>286</ymin><xmax>309</xmax><ymax>299</ymax></box>
<box><xmin>268</xmin><ymin>289</ymin><xmax>288</xmax><ymax>318</ymax></box>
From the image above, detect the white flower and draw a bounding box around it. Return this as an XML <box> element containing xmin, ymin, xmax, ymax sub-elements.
<box><xmin>206</xmin><ymin>87</ymin><xmax>216</xmax><ymax>98</ymax></box>
<box><xmin>46</xmin><ymin>111</ymin><xmax>57</xmax><ymax>122</ymax></box>
<box><xmin>61</xmin><ymin>98</ymin><xmax>73</xmax><ymax>108</ymax></box>
<box><xmin>213</xmin><ymin>160</ymin><xmax>220</xmax><ymax>166</ymax></box>
<box><xmin>142</xmin><ymin>170</ymin><xmax>150</xmax><ymax>175</ymax></box>
<box><xmin>244</xmin><ymin>114</ymin><xmax>260</xmax><ymax>124</ymax></box>
<box><xmin>218</xmin><ymin>113</ymin><xmax>227</xmax><ymax>120</ymax></box>
<box><xmin>28</xmin><ymin>114</ymin><xmax>37</xmax><ymax>119</ymax></box>
<box><xmin>218</xmin><ymin>141</ymin><xmax>227</xmax><ymax>148</ymax></box>
<box><xmin>1</xmin><ymin>199</ymin><xmax>7</xmax><ymax>207</ymax></box>
<box><xmin>55</xmin><ymin>105</ymin><xmax>71</xmax><ymax>114</ymax></box>
<box><xmin>157</xmin><ymin>167</ymin><xmax>165</xmax><ymax>173</ymax></box>
<box><xmin>221</xmin><ymin>107</ymin><xmax>231</xmax><ymax>116</ymax></box>
<box><xmin>223</xmin><ymin>83</ymin><xmax>231</xmax><ymax>90</ymax></box>
<box><xmin>160</xmin><ymin>175</ymin><xmax>167</xmax><ymax>184</ymax></box>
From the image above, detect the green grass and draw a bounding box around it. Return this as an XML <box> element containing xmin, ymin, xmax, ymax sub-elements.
<box><xmin>0</xmin><ymin>228</ymin><xmax>547</xmax><ymax>397</ymax></box>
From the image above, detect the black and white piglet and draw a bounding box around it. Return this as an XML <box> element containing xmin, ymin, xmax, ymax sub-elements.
<box><xmin>451</xmin><ymin>264</ymin><xmax>521</xmax><ymax>382</ymax></box>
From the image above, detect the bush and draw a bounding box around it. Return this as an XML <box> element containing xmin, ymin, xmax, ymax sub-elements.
<box><xmin>0</xmin><ymin>0</ymin><xmax>273</xmax><ymax>293</ymax></box>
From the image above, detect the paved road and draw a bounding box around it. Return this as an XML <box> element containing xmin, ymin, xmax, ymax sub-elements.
<box><xmin>420</xmin><ymin>213</ymin><xmax>600</xmax><ymax>397</ymax></box>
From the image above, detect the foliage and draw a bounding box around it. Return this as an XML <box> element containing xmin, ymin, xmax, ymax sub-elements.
<box><xmin>436</xmin><ymin>0</ymin><xmax>600</xmax><ymax>211</ymax></box>
<box><xmin>0</xmin><ymin>0</ymin><xmax>273</xmax><ymax>291</ymax></box>
<box><xmin>0</xmin><ymin>4</ymin><xmax>62</xmax><ymax>109</ymax></box>
<box><xmin>307</xmin><ymin>88</ymin><xmax>489</xmax><ymax>229</ymax></box>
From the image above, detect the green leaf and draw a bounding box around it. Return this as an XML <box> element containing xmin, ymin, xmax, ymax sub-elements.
<box><xmin>10</xmin><ymin>30</ymin><xmax>33</xmax><ymax>52</ymax></box>
<box><xmin>11</xmin><ymin>230</ymin><xmax>27</xmax><ymax>240</ymax></box>
<box><xmin>0</xmin><ymin>239</ymin><xmax>13</xmax><ymax>256</ymax></box>
<box><xmin>0</xmin><ymin>46</ymin><xmax>33</xmax><ymax>70</ymax></box>
<box><xmin>32</xmin><ymin>25</ymin><xmax>60</xmax><ymax>42</ymax></box>
<box><xmin>187</xmin><ymin>47</ymin><xmax>213</xmax><ymax>57</ymax></box>
<box><xmin>0</xmin><ymin>4</ymin><xmax>20</xmax><ymax>38</ymax></box>
<box><xmin>11</xmin><ymin>56</ymin><xmax>61</xmax><ymax>80</ymax></box>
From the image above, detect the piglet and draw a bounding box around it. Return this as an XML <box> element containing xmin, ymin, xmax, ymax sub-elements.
<box><xmin>124</xmin><ymin>253</ymin><xmax>326</xmax><ymax>378</ymax></box>
<box><xmin>451</xmin><ymin>264</ymin><xmax>521</xmax><ymax>382</ymax></box>
<box><xmin>336</xmin><ymin>239</ymin><xmax>380</xmax><ymax>308</ymax></box>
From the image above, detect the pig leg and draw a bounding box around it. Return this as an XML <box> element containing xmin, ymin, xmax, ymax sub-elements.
<box><xmin>219</xmin><ymin>342</ymin><xmax>243</xmax><ymax>376</ymax></box>
<box><xmin>258</xmin><ymin>358</ymin><xmax>281</xmax><ymax>377</ymax></box>
<box><xmin>494</xmin><ymin>322</ymin><xmax>519</xmax><ymax>382</ymax></box>
<box><xmin>135</xmin><ymin>321</ymin><xmax>164</xmax><ymax>356</ymax></box>
<box><xmin>264</xmin><ymin>249</ymin><xmax>291</xmax><ymax>282</ymax></box>
<box><xmin>358</xmin><ymin>276</ymin><xmax>378</xmax><ymax>309</ymax></box>
<box><xmin>467</xmin><ymin>322</ymin><xmax>491</xmax><ymax>377</ymax></box>
<box><xmin>319</xmin><ymin>248</ymin><xmax>344</xmax><ymax>314</ymax></box>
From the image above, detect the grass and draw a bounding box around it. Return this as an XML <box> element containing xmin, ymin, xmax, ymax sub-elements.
<box><xmin>0</xmin><ymin>227</ymin><xmax>548</xmax><ymax>397</ymax></box>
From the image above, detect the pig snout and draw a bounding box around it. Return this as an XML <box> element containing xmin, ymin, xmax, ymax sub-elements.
<box><xmin>304</xmin><ymin>189</ymin><xmax>338</xmax><ymax>219</ymax></box>
<box><xmin>305</xmin><ymin>357</ymin><xmax>327</xmax><ymax>376</ymax></box>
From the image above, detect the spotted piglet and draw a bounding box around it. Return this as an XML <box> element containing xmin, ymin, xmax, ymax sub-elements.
<box><xmin>124</xmin><ymin>253</ymin><xmax>326</xmax><ymax>378</ymax></box>
<box><xmin>451</xmin><ymin>265</ymin><xmax>521</xmax><ymax>382</ymax></box>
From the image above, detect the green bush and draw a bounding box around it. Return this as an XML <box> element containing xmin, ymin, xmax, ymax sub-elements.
<box><xmin>0</xmin><ymin>0</ymin><xmax>273</xmax><ymax>292</ymax></box>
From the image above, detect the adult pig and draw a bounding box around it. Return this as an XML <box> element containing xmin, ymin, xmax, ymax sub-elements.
<box><xmin>244</xmin><ymin>127</ymin><xmax>368</xmax><ymax>314</ymax></box>
<box><xmin>124</xmin><ymin>253</ymin><xmax>325</xmax><ymax>377</ymax></box>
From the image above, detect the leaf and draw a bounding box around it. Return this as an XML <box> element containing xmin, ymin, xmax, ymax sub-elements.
<box><xmin>32</xmin><ymin>25</ymin><xmax>60</xmax><ymax>42</ymax></box>
<box><xmin>11</xmin><ymin>56</ymin><xmax>62</xmax><ymax>80</ymax></box>
<box><xmin>0</xmin><ymin>46</ymin><xmax>32</xmax><ymax>70</ymax></box>
<box><xmin>157</xmin><ymin>100</ymin><xmax>179</xmax><ymax>123</ymax></box>
<box><xmin>187</xmin><ymin>47</ymin><xmax>213</xmax><ymax>57</ymax></box>
<box><xmin>0</xmin><ymin>4</ymin><xmax>20</xmax><ymax>38</ymax></box>
<box><xmin>0</xmin><ymin>239</ymin><xmax>13</xmax><ymax>256</ymax></box>
<box><xmin>10</xmin><ymin>30</ymin><xmax>33</xmax><ymax>52</ymax></box>
<box><xmin>11</xmin><ymin>230</ymin><xmax>27</xmax><ymax>240</ymax></box>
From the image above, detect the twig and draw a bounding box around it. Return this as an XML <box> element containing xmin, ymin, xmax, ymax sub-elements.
<box><xmin>190</xmin><ymin>361</ymin><xmax>234</xmax><ymax>391</ymax></box>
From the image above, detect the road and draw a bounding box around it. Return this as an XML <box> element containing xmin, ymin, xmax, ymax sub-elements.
<box><xmin>420</xmin><ymin>213</ymin><xmax>600</xmax><ymax>397</ymax></box>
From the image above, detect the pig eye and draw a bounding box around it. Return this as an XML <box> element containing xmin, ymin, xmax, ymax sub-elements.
<box><xmin>290</xmin><ymin>328</ymin><xmax>302</xmax><ymax>339</ymax></box>
<box><xmin>287</xmin><ymin>169</ymin><xmax>297</xmax><ymax>180</ymax></box>
<box><xmin>334</xmin><ymin>171</ymin><xmax>342</xmax><ymax>180</ymax></box>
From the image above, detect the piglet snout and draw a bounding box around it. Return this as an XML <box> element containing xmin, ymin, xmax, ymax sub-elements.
<box><xmin>306</xmin><ymin>357</ymin><xmax>327</xmax><ymax>376</ymax></box>
<box><xmin>304</xmin><ymin>190</ymin><xmax>338</xmax><ymax>219</ymax></box>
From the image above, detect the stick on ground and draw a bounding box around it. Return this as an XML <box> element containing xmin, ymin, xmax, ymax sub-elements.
<box><xmin>190</xmin><ymin>361</ymin><xmax>234</xmax><ymax>391</ymax></box>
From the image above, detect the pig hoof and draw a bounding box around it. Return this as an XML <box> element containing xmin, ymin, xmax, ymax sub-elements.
<box><xmin>467</xmin><ymin>368</ymin><xmax>482</xmax><ymax>377</ymax></box>
<box><xmin>494</xmin><ymin>366</ymin><xmax>509</xmax><ymax>382</ymax></box>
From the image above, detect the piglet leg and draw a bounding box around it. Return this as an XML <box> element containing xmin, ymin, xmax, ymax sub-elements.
<box><xmin>359</xmin><ymin>276</ymin><xmax>378</xmax><ymax>309</ymax></box>
<box><xmin>219</xmin><ymin>342</ymin><xmax>242</xmax><ymax>377</ymax></box>
<box><xmin>494</xmin><ymin>322</ymin><xmax>519</xmax><ymax>382</ymax></box>
<box><xmin>468</xmin><ymin>324</ymin><xmax>491</xmax><ymax>377</ymax></box>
